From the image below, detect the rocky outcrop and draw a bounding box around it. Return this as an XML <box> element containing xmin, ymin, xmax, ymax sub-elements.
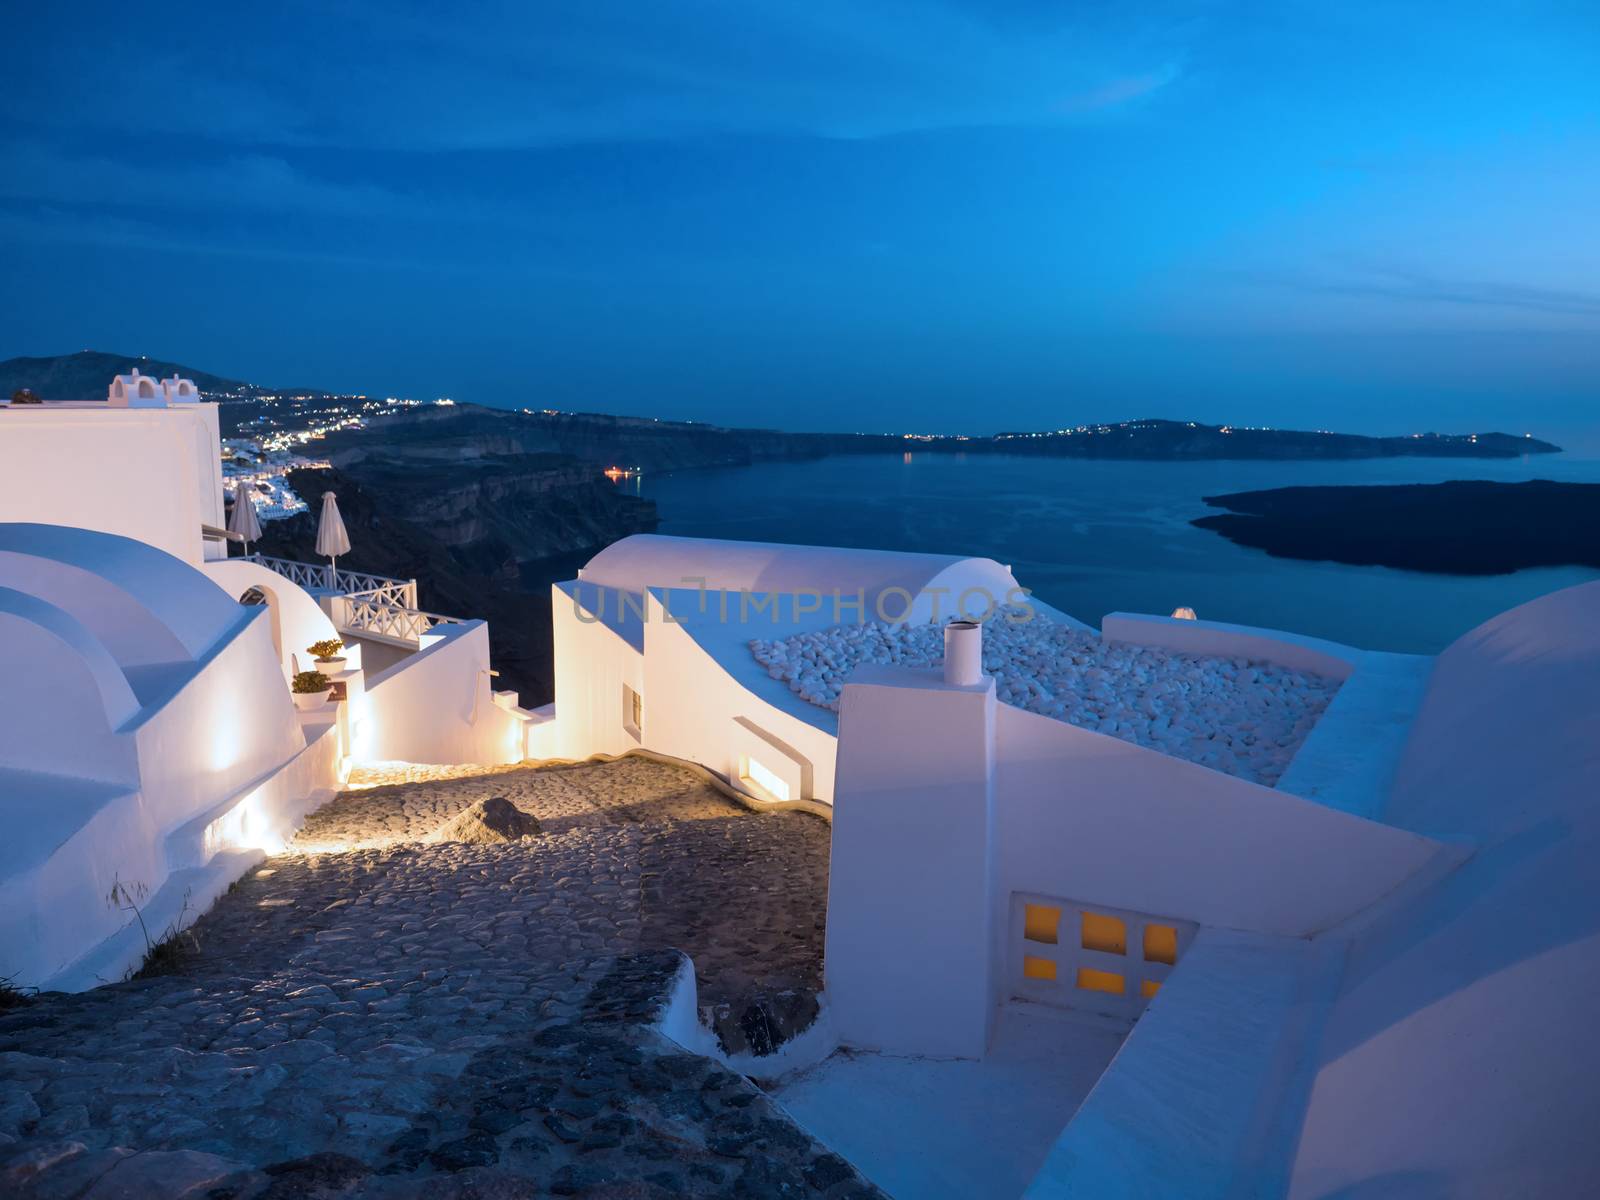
<box><xmin>433</xmin><ymin>797</ymin><xmax>542</xmax><ymax>844</ymax></box>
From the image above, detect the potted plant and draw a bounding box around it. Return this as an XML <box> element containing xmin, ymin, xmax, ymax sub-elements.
<box><xmin>307</xmin><ymin>638</ymin><xmax>347</xmax><ymax>677</ymax></box>
<box><xmin>291</xmin><ymin>670</ymin><xmax>334</xmax><ymax>711</ymax></box>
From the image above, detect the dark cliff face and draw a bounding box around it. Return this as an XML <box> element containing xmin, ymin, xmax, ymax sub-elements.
<box><xmin>326</xmin><ymin>404</ymin><xmax>1561</xmax><ymax>472</ymax></box>
<box><xmin>324</xmin><ymin>404</ymin><xmax>862</xmax><ymax>473</ymax></box>
<box><xmin>254</xmin><ymin>459</ymin><xmax>656</xmax><ymax>705</ymax></box>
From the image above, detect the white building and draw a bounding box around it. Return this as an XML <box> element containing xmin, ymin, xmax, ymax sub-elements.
<box><xmin>0</xmin><ymin>382</ymin><xmax>535</xmax><ymax>990</ymax></box>
<box><xmin>545</xmin><ymin>534</ymin><xmax>1057</xmax><ymax>803</ymax></box>
<box><xmin>538</xmin><ymin>532</ymin><xmax>1600</xmax><ymax>1198</ymax></box>
<box><xmin>3</xmin><ymin>375</ymin><xmax>1596</xmax><ymax>1195</ymax></box>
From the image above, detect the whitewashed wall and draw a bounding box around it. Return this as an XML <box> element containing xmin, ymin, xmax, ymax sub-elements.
<box><xmin>0</xmin><ymin>528</ymin><xmax>339</xmax><ymax>990</ymax></box>
<box><xmin>1101</xmin><ymin>612</ymin><xmax>1360</xmax><ymax>681</ymax></box>
<box><xmin>642</xmin><ymin>590</ymin><xmax>840</xmax><ymax>805</ymax></box>
<box><xmin>547</xmin><ymin>581</ymin><xmax>647</xmax><ymax>761</ymax></box>
<box><xmin>0</xmin><ymin>406</ymin><xmax>223</xmax><ymax>565</ymax></box>
<box><xmin>201</xmin><ymin>559</ymin><xmax>342</xmax><ymax>679</ymax></box>
<box><xmin>126</xmin><ymin>611</ymin><xmax>309</xmax><ymax>832</ymax></box>
<box><xmin>824</xmin><ymin>658</ymin><xmax>1442</xmax><ymax>1062</ymax></box>
<box><xmin>992</xmin><ymin>704</ymin><xmax>1439</xmax><ymax>938</ymax></box>
<box><xmin>358</xmin><ymin>621</ymin><xmax>522</xmax><ymax>765</ymax></box>
<box><xmin>1288</xmin><ymin>580</ymin><xmax>1600</xmax><ymax>1199</ymax></box>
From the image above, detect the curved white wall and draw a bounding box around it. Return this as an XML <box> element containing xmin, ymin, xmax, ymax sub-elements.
<box><xmin>0</xmin><ymin>596</ymin><xmax>138</xmax><ymax>784</ymax></box>
<box><xmin>0</xmin><ymin>527</ymin><xmax>338</xmax><ymax>991</ymax></box>
<box><xmin>0</xmin><ymin>524</ymin><xmax>241</xmax><ymax>666</ymax></box>
<box><xmin>201</xmin><ymin>559</ymin><xmax>341</xmax><ymax>679</ymax></box>
<box><xmin>1288</xmin><ymin>581</ymin><xmax>1600</xmax><ymax>1199</ymax></box>
<box><xmin>0</xmin><ymin>587</ymin><xmax>138</xmax><ymax>728</ymax></box>
<box><xmin>580</xmin><ymin>534</ymin><xmax>1022</xmax><ymax>625</ymax></box>
<box><xmin>642</xmin><ymin>590</ymin><xmax>840</xmax><ymax>803</ymax></box>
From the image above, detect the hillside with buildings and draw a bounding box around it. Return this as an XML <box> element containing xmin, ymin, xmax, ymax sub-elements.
<box><xmin>2</xmin><ymin>351</ymin><xmax>1562</xmax><ymax>468</ymax></box>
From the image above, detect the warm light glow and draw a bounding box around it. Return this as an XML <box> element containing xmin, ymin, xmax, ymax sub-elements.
<box><xmin>1144</xmin><ymin>924</ymin><xmax>1178</xmax><ymax>965</ymax></box>
<box><xmin>1024</xmin><ymin>955</ymin><xmax>1058</xmax><ymax>981</ymax></box>
<box><xmin>202</xmin><ymin>789</ymin><xmax>285</xmax><ymax>856</ymax></box>
<box><xmin>743</xmin><ymin>756</ymin><xmax>792</xmax><ymax>802</ymax></box>
<box><xmin>1141</xmin><ymin>979</ymin><xmax>1162</xmax><ymax>999</ymax></box>
<box><xmin>1081</xmin><ymin>911</ymin><xmax>1127</xmax><ymax>956</ymax></box>
<box><xmin>1076</xmin><ymin>967</ymin><xmax>1125</xmax><ymax>995</ymax></box>
<box><xmin>1171</xmin><ymin>606</ymin><xmax>1198</xmax><ymax>620</ymax></box>
<box><xmin>1024</xmin><ymin>903</ymin><xmax>1061</xmax><ymax>944</ymax></box>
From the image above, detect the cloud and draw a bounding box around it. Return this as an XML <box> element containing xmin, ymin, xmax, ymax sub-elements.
<box><xmin>1056</xmin><ymin>64</ymin><xmax>1181</xmax><ymax>114</ymax></box>
<box><xmin>0</xmin><ymin>144</ymin><xmax>419</xmax><ymax>219</ymax></box>
<box><xmin>1245</xmin><ymin>266</ymin><xmax>1600</xmax><ymax>318</ymax></box>
<box><xmin>5</xmin><ymin>1</ymin><xmax>1191</xmax><ymax>152</ymax></box>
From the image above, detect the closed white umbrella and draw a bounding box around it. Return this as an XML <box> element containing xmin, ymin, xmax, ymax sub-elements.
<box><xmin>315</xmin><ymin>490</ymin><xmax>351</xmax><ymax>587</ymax></box>
<box><xmin>227</xmin><ymin>481</ymin><xmax>262</xmax><ymax>554</ymax></box>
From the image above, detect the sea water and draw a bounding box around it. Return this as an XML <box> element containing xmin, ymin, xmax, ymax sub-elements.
<box><xmin>634</xmin><ymin>451</ymin><xmax>1600</xmax><ymax>654</ymax></box>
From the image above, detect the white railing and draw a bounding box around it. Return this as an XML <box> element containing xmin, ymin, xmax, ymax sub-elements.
<box><xmin>338</xmin><ymin>588</ymin><xmax>464</xmax><ymax>645</ymax></box>
<box><xmin>244</xmin><ymin>554</ymin><xmax>418</xmax><ymax>607</ymax></box>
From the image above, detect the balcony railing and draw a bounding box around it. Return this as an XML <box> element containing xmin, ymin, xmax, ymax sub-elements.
<box><xmin>242</xmin><ymin>554</ymin><xmax>456</xmax><ymax>647</ymax></box>
<box><xmin>244</xmin><ymin>554</ymin><xmax>418</xmax><ymax>608</ymax></box>
<box><xmin>337</xmin><ymin>588</ymin><xmax>463</xmax><ymax>645</ymax></box>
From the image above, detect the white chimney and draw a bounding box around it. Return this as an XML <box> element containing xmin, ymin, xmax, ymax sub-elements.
<box><xmin>944</xmin><ymin>620</ymin><xmax>983</xmax><ymax>686</ymax></box>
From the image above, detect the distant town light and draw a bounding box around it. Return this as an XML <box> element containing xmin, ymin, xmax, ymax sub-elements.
<box><xmin>1171</xmin><ymin>607</ymin><xmax>1198</xmax><ymax>621</ymax></box>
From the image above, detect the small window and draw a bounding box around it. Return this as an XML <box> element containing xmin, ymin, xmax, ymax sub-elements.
<box><xmin>1024</xmin><ymin>904</ymin><xmax>1061</xmax><ymax>945</ymax></box>
<box><xmin>742</xmin><ymin>756</ymin><xmax>792</xmax><ymax>802</ymax></box>
<box><xmin>1023</xmin><ymin>956</ymin><xmax>1058</xmax><ymax>981</ymax></box>
<box><xmin>622</xmin><ymin>684</ymin><xmax>642</xmax><ymax>741</ymax></box>
<box><xmin>1141</xmin><ymin>979</ymin><xmax>1162</xmax><ymax>999</ymax></box>
<box><xmin>1076</xmin><ymin>967</ymin><xmax>1125</xmax><ymax>995</ymax></box>
<box><xmin>1144</xmin><ymin>924</ymin><xmax>1178</xmax><ymax>965</ymax></box>
<box><xmin>1081</xmin><ymin>912</ymin><xmax>1127</xmax><ymax>956</ymax></box>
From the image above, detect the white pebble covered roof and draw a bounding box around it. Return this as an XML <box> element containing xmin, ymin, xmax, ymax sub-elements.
<box><xmin>751</xmin><ymin>614</ymin><xmax>1341</xmax><ymax>786</ymax></box>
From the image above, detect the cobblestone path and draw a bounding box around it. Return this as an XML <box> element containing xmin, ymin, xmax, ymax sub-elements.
<box><xmin>0</xmin><ymin>759</ymin><xmax>877</xmax><ymax>1198</ymax></box>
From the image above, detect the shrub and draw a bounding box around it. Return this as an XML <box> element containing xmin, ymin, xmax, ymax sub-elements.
<box><xmin>0</xmin><ymin>974</ymin><xmax>36</xmax><ymax>1012</ymax></box>
<box><xmin>292</xmin><ymin>670</ymin><xmax>333</xmax><ymax>694</ymax></box>
<box><xmin>9</xmin><ymin>388</ymin><xmax>41</xmax><ymax>405</ymax></box>
<box><xmin>307</xmin><ymin>638</ymin><xmax>345</xmax><ymax>660</ymax></box>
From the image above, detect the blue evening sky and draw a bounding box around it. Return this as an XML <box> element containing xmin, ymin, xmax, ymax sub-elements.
<box><xmin>3</xmin><ymin>2</ymin><xmax>1597</xmax><ymax>444</ymax></box>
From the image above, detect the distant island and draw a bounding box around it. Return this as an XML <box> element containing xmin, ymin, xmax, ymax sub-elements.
<box><xmin>1</xmin><ymin>348</ymin><xmax>1572</xmax><ymax>698</ymax></box>
<box><xmin>1</xmin><ymin>350</ymin><xmax>1562</xmax><ymax>465</ymax></box>
<box><xmin>1194</xmin><ymin>480</ymin><xmax>1600</xmax><ymax>575</ymax></box>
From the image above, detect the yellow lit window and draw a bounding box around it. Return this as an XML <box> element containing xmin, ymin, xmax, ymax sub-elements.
<box><xmin>1076</xmin><ymin>968</ymin><xmax>1125</xmax><ymax>995</ymax></box>
<box><xmin>1081</xmin><ymin>912</ymin><xmax>1127</xmax><ymax>956</ymax></box>
<box><xmin>1024</xmin><ymin>904</ymin><xmax>1061</xmax><ymax>945</ymax></box>
<box><xmin>1144</xmin><ymin>924</ymin><xmax>1178</xmax><ymax>965</ymax></box>
<box><xmin>1141</xmin><ymin>979</ymin><xmax>1162</xmax><ymax>999</ymax></box>
<box><xmin>1023</xmin><ymin>956</ymin><xmax>1058</xmax><ymax>981</ymax></box>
